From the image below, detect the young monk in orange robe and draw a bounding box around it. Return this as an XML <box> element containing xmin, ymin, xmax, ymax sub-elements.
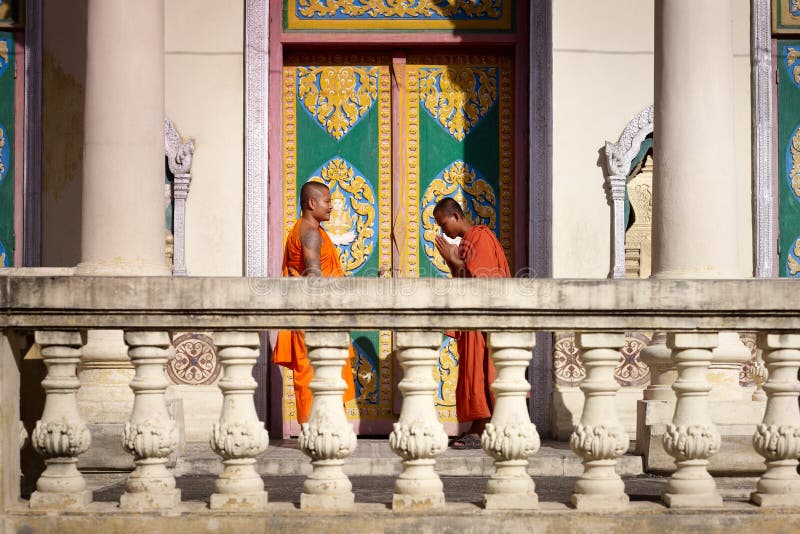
<box><xmin>273</xmin><ymin>181</ymin><xmax>357</xmax><ymax>424</ymax></box>
<box><xmin>434</xmin><ymin>197</ymin><xmax>511</xmax><ymax>449</ymax></box>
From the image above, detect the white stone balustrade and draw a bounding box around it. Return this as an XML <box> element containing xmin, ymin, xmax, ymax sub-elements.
<box><xmin>299</xmin><ymin>331</ymin><xmax>357</xmax><ymax>510</ymax></box>
<box><xmin>751</xmin><ymin>334</ymin><xmax>800</xmax><ymax>507</ymax></box>
<box><xmin>662</xmin><ymin>333</ymin><xmax>722</xmax><ymax>508</ymax></box>
<box><xmin>481</xmin><ymin>332</ymin><xmax>540</xmax><ymax>510</ymax></box>
<box><xmin>389</xmin><ymin>331</ymin><xmax>448</xmax><ymax>511</ymax></box>
<box><xmin>640</xmin><ymin>332</ymin><xmax>676</xmax><ymax>401</ymax></box>
<box><xmin>210</xmin><ymin>332</ymin><xmax>269</xmax><ymax>510</ymax></box>
<box><xmin>570</xmin><ymin>332</ymin><xmax>629</xmax><ymax>511</ymax></box>
<box><xmin>29</xmin><ymin>331</ymin><xmax>92</xmax><ymax>509</ymax></box>
<box><xmin>120</xmin><ymin>331</ymin><xmax>181</xmax><ymax>510</ymax></box>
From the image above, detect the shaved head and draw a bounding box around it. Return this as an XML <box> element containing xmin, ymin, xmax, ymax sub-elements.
<box><xmin>300</xmin><ymin>181</ymin><xmax>330</xmax><ymax>210</ymax></box>
<box><xmin>433</xmin><ymin>197</ymin><xmax>465</xmax><ymax>218</ymax></box>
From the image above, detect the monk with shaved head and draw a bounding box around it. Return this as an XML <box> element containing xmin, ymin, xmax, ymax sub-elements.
<box><xmin>273</xmin><ymin>180</ymin><xmax>356</xmax><ymax>424</ymax></box>
<box><xmin>433</xmin><ymin>196</ymin><xmax>510</xmax><ymax>449</ymax></box>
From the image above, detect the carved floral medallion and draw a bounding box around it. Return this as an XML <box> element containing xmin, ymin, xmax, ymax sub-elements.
<box><xmin>167</xmin><ymin>333</ymin><xmax>221</xmax><ymax>386</ymax></box>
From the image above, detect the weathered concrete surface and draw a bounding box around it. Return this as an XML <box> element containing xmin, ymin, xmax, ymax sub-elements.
<box><xmin>4</xmin><ymin>276</ymin><xmax>800</xmax><ymax>332</ymax></box>
<box><xmin>172</xmin><ymin>440</ymin><xmax>644</xmax><ymax>478</ymax></box>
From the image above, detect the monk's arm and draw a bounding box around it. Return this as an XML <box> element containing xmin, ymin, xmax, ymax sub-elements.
<box><xmin>300</xmin><ymin>228</ymin><xmax>322</xmax><ymax>277</ymax></box>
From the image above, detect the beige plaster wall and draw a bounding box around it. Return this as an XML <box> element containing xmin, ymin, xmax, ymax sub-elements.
<box><xmin>165</xmin><ymin>0</ymin><xmax>244</xmax><ymax>276</ymax></box>
<box><xmin>551</xmin><ymin>0</ymin><xmax>752</xmax><ymax>278</ymax></box>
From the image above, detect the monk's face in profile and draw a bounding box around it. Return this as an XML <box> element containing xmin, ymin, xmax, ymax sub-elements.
<box><xmin>434</xmin><ymin>210</ymin><xmax>461</xmax><ymax>239</ymax></box>
<box><xmin>308</xmin><ymin>189</ymin><xmax>332</xmax><ymax>222</ymax></box>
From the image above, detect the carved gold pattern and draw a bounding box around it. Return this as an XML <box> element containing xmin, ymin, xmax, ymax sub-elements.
<box><xmin>297</xmin><ymin>66</ymin><xmax>378</xmax><ymax>141</ymax></box>
<box><xmin>419</xmin><ymin>66</ymin><xmax>497</xmax><ymax>141</ymax></box>
<box><xmin>421</xmin><ymin>160</ymin><xmax>497</xmax><ymax>274</ymax></box>
<box><xmin>310</xmin><ymin>157</ymin><xmax>376</xmax><ymax>273</ymax></box>
<box><xmin>789</xmin><ymin>123</ymin><xmax>800</xmax><ymax>199</ymax></box>
<box><xmin>787</xmin><ymin>47</ymin><xmax>800</xmax><ymax>85</ymax></box>
<box><xmin>434</xmin><ymin>337</ymin><xmax>458</xmax><ymax>421</ymax></box>
<box><xmin>405</xmin><ymin>55</ymin><xmax>514</xmax><ymax>275</ymax></box>
<box><xmin>790</xmin><ymin>238</ymin><xmax>800</xmax><ymax>276</ymax></box>
<box><xmin>405</xmin><ymin>66</ymin><xmax>420</xmax><ymax>277</ymax></box>
<box><xmin>0</xmin><ymin>39</ymin><xmax>7</xmax><ymax>64</ymax></box>
<box><xmin>297</xmin><ymin>0</ymin><xmax>503</xmax><ymax>18</ymax></box>
<box><xmin>353</xmin><ymin>343</ymin><xmax>378</xmax><ymax>404</ymax></box>
<box><xmin>283</xmin><ymin>58</ymin><xmax>393</xmax><ymax>425</ymax></box>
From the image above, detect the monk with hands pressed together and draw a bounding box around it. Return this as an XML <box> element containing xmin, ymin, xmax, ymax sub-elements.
<box><xmin>273</xmin><ymin>181</ymin><xmax>357</xmax><ymax>424</ymax></box>
<box><xmin>434</xmin><ymin>197</ymin><xmax>511</xmax><ymax>449</ymax></box>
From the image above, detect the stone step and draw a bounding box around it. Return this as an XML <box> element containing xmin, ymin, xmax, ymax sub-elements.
<box><xmin>172</xmin><ymin>439</ymin><xmax>644</xmax><ymax>478</ymax></box>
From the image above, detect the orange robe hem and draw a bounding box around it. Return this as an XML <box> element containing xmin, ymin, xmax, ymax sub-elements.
<box><xmin>272</xmin><ymin>219</ymin><xmax>357</xmax><ymax>424</ymax></box>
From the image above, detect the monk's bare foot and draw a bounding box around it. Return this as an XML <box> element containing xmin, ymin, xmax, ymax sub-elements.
<box><xmin>451</xmin><ymin>433</ymin><xmax>482</xmax><ymax>449</ymax></box>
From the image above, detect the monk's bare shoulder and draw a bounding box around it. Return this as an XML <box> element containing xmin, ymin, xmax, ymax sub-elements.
<box><xmin>299</xmin><ymin>222</ymin><xmax>322</xmax><ymax>251</ymax></box>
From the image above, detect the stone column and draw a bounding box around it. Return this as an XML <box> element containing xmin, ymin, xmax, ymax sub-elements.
<box><xmin>76</xmin><ymin>0</ymin><xmax>169</xmax><ymax>276</ymax></box>
<box><xmin>74</xmin><ymin>0</ymin><xmax>169</xmax><ymax>459</ymax></box>
<box><xmin>120</xmin><ymin>331</ymin><xmax>180</xmax><ymax>510</ymax></box>
<box><xmin>299</xmin><ymin>331</ymin><xmax>357</xmax><ymax>510</ymax></box>
<box><xmin>662</xmin><ymin>333</ymin><xmax>722</xmax><ymax>508</ymax></box>
<box><xmin>29</xmin><ymin>331</ymin><xmax>91</xmax><ymax>509</ymax></box>
<box><xmin>570</xmin><ymin>333</ymin><xmax>629</xmax><ymax>511</ymax></box>
<box><xmin>751</xmin><ymin>334</ymin><xmax>800</xmax><ymax>507</ymax></box>
<box><xmin>210</xmin><ymin>332</ymin><xmax>269</xmax><ymax>510</ymax></box>
<box><xmin>482</xmin><ymin>332</ymin><xmax>540</xmax><ymax>510</ymax></box>
<box><xmin>639</xmin><ymin>333</ymin><xmax>675</xmax><ymax>401</ymax></box>
<box><xmin>389</xmin><ymin>331</ymin><xmax>448</xmax><ymax>511</ymax></box>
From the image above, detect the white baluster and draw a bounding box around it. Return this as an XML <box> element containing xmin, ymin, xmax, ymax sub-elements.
<box><xmin>570</xmin><ymin>333</ymin><xmax>629</xmax><ymax>510</ymax></box>
<box><xmin>751</xmin><ymin>334</ymin><xmax>800</xmax><ymax>507</ymax></box>
<box><xmin>299</xmin><ymin>331</ymin><xmax>357</xmax><ymax>510</ymax></box>
<box><xmin>120</xmin><ymin>331</ymin><xmax>181</xmax><ymax>510</ymax></box>
<box><xmin>210</xmin><ymin>332</ymin><xmax>269</xmax><ymax>510</ymax></box>
<box><xmin>662</xmin><ymin>333</ymin><xmax>722</xmax><ymax>508</ymax></box>
<box><xmin>390</xmin><ymin>331</ymin><xmax>448</xmax><ymax>510</ymax></box>
<box><xmin>29</xmin><ymin>331</ymin><xmax>91</xmax><ymax>509</ymax></box>
<box><xmin>482</xmin><ymin>332</ymin><xmax>540</xmax><ymax>510</ymax></box>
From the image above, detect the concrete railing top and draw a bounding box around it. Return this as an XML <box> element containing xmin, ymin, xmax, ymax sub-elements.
<box><xmin>1</xmin><ymin>274</ymin><xmax>799</xmax><ymax>332</ymax></box>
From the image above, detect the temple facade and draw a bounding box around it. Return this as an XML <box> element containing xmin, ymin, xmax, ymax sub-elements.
<box><xmin>0</xmin><ymin>0</ymin><xmax>788</xmax><ymax>454</ymax></box>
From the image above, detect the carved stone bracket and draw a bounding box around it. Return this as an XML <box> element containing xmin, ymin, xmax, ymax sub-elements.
<box><xmin>299</xmin><ymin>331</ymin><xmax>357</xmax><ymax>510</ymax></box>
<box><xmin>662</xmin><ymin>333</ymin><xmax>723</xmax><ymax>508</ymax></box>
<box><xmin>209</xmin><ymin>332</ymin><xmax>269</xmax><ymax>510</ymax></box>
<box><xmin>570</xmin><ymin>333</ymin><xmax>629</xmax><ymax>511</ymax></box>
<box><xmin>604</xmin><ymin>106</ymin><xmax>654</xmax><ymax>279</ymax></box>
<box><xmin>389</xmin><ymin>331</ymin><xmax>448</xmax><ymax>510</ymax></box>
<box><xmin>751</xmin><ymin>334</ymin><xmax>800</xmax><ymax>507</ymax></box>
<box><xmin>29</xmin><ymin>331</ymin><xmax>92</xmax><ymax>510</ymax></box>
<box><xmin>164</xmin><ymin>117</ymin><xmax>195</xmax><ymax>276</ymax></box>
<box><xmin>482</xmin><ymin>332</ymin><xmax>540</xmax><ymax>510</ymax></box>
<box><xmin>120</xmin><ymin>331</ymin><xmax>181</xmax><ymax>510</ymax></box>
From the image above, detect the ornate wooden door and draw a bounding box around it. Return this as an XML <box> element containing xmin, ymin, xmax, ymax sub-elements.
<box><xmin>279</xmin><ymin>52</ymin><xmax>515</xmax><ymax>435</ymax></box>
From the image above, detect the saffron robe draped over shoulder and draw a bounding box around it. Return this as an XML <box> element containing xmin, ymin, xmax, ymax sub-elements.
<box><xmin>272</xmin><ymin>219</ymin><xmax>357</xmax><ymax>424</ymax></box>
<box><xmin>451</xmin><ymin>225</ymin><xmax>511</xmax><ymax>423</ymax></box>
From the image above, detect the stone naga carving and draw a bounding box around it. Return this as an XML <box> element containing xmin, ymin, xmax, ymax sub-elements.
<box><xmin>661</xmin><ymin>333</ymin><xmax>723</xmax><ymax>508</ymax></box>
<box><xmin>389</xmin><ymin>331</ymin><xmax>449</xmax><ymax>510</ymax></box>
<box><xmin>299</xmin><ymin>331</ymin><xmax>358</xmax><ymax>510</ymax></box>
<box><xmin>604</xmin><ymin>106</ymin><xmax>654</xmax><ymax>279</ymax></box>
<box><xmin>29</xmin><ymin>331</ymin><xmax>92</xmax><ymax>510</ymax></box>
<box><xmin>751</xmin><ymin>334</ymin><xmax>800</xmax><ymax>507</ymax></box>
<box><xmin>482</xmin><ymin>332</ymin><xmax>540</xmax><ymax>510</ymax></box>
<box><xmin>209</xmin><ymin>332</ymin><xmax>269</xmax><ymax>510</ymax></box>
<box><xmin>569</xmin><ymin>333</ymin><xmax>629</xmax><ymax>511</ymax></box>
<box><xmin>120</xmin><ymin>331</ymin><xmax>181</xmax><ymax>510</ymax></box>
<box><xmin>164</xmin><ymin>117</ymin><xmax>195</xmax><ymax>276</ymax></box>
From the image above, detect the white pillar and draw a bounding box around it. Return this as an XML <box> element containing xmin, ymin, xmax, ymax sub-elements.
<box><xmin>662</xmin><ymin>333</ymin><xmax>722</xmax><ymax>508</ymax></box>
<box><xmin>76</xmin><ymin>0</ymin><xmax>168</xmax><ymax>276</ymax></box>
<box><xmin>29</xmin><ymin>331</ymin><xmax>91</xmax><ymax>509</ymax></box>
<box><xmin>389</xmin><ymin>331</ymin><xmax>448</xmax><ymax>511</ymax></box>
<box><xmin>570</xmin><ymin>333</ymin><xmax>629</xmax><ymax>511</ymax></box>
<box><xmin>299</xmin><ymin>331</ymin><xmax>357</xmax><ymax>510</ymax></box>
<box><xmin>653</xmin><ymin>0</ymin><xmax>742</xmax><ymax>279</ymax></box>
<box><xmin>120</xmin><ymin>331</ymin><xmax>180</xmax><ymax>510</ymax></box>
<box><xmin>210</xmin><ymin>332</ymin><xmax>269</xmax><ymax>510</ymax></box>
<box><xmin>639</xmin><ymin>332</ymin><xmax>675</xmax><ymax>401</ymax></box>
<box><xmin>482</xmin><ymin>332</ymin><xmax>540</xmax><ymax>510</ymax></box>
<box><xmin>751</xmin><ymin>334</ymin><xmax>800</xmax><ymax>507</ymax></box>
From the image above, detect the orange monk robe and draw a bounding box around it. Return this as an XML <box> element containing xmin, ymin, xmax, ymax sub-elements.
<box><xmin>272</xmin><ymin>219</ymin><xmax>357</xmax><ymax>424</ymax></box>
<box><xmin>450</xmin><ymin>225</ymin><xmax>511</xmax><ymax>423</ymax></box>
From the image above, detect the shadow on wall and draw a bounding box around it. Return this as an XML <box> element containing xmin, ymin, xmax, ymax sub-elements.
<box><xmin>41</xmin><ymin>0</ymin><xmax>87</xmax><ymax>267</ymax></box>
